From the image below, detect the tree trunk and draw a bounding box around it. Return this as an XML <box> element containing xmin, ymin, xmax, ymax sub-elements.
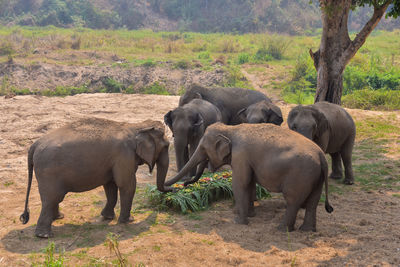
<box><xmin>312</xmin><ymin>0</ymin><xmax>392</xmax><ymax>105</ymax></box>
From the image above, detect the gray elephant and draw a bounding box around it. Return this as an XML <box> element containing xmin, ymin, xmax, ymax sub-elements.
<box><xmin>164</xmin><ymin>99</ymin><xmax>222</xmax><ymax>180</ymax></box>
<box><xmin>20</xmin><ymin>118</ymin><xmax>171</xmax><ymax>238</ymax></box>
<box><xmin>237</xmin><ymin>100</ymin><xmax>283</xmax><ymax>125</ymax></box>
<box><xmin>179</xmin><ymin>84</ymin><xmax>277</xmax><ymax>125</ymax></box>
<box><xmin>287</xmin><ymin>102</ymin><xmax>356</xmax><ymax>185</ymax></box>
<box><xmin>165</xmin><ymin>123</ymin><xmax>333</xmax><ymax>232</ymax></box>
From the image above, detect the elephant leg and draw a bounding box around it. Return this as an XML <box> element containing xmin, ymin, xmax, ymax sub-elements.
<box><xmin>101</xmin><ymin>181</ymin><xmax>118</xmax><ymax>220</ymax></box>
<box><xmin>278</xmin><ymin>203</ymin><xmax>300</xmax><ymax>232</ymax></box>
<box><xmin>113</xmin><ymin>163</ymin><xmax>136</xmax><ymax>223</ymax></box>
<box><xmin>186</xmin><ymin>140</ymin><xmax>200</xmax><ymax>179</ymax></box>
<box><xmin>53</xmin><ymin>203</ymin><xmax>64</xmax><ymax>221</ymax></box>
<box><xmin>232</xmin><ymin>164</ymin><xmax>252</xmax><ymax>224</ymax></box>
<box><xmin>248</xmin><ymin>178</ymin><xmax>256</xmax><ymax>217</ymax></box>
<box><xmin>341</xmin><ymin>138</ymin><xmax>355</xmax><ymax>185</ymax></box>
<box><xmin>329</xmin><ymin>152</ymin><xmax>343</xmax><ymax>179</ymax></box>
<box><xmin>299</xmin><ymin>181</ymin><xmax>323</xmax><ymax>232</ymax></box>
<box><xmin>35</xmin><ymin>190</ymin><xmax>65</xmax><ymax>238</ymax></box>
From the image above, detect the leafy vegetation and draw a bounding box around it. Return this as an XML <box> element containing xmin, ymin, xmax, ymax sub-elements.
<box><xmin>146</xmin><ymin>171</ymin><xmax>271</xmax><ymax>213</ymax></box>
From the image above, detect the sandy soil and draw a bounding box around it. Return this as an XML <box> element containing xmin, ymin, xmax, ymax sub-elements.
<box><xmin>0</xmin><ymin>94</ymin><xmax>399</xmax><ymax>266</ymax></box>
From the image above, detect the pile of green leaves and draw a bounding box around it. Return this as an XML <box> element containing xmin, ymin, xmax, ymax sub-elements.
<box><xmin>146</xmin><ymin>171</ymin><xmax>271</xmax><ymax>213</ymax></box>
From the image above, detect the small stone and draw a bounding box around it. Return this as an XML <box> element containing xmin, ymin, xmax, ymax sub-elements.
<box><xmin>359</xmin><ymin>219</ymin><xmax>369</xmax><ymax>226</ymax></box>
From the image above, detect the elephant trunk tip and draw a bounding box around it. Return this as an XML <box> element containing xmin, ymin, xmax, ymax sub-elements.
<box><xmin>20</xmin><ymin>209</ymin><xmax>30</xmax><ymax>224</ymax></box>
<box><xmin>325</xmin><ymin>202</ymin><xmax>333</xmax><ymax>213</ymax></box>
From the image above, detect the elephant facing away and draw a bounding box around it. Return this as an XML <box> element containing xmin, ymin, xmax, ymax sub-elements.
<box><xmin>165</xmin><ymin>123</ymin><xmax>333</xmax><ymax>232</ymax></box>
<box><xmin>164</xmin><ymin>99</ymin><xmax>222</xmax><ymax>180</ymax></box>
<box><xmin>237</xmin><ymin>100</ymin><xmax>283</xmax><ymax>125</ymax></box>
<box><xmin>179</xmin><ymin>84</ymin><xmax>272</xmax><ymax>125</ymax></box>
<box><xmin>20</xmin><ymin>118</ymin><xmax>171</xmax><ymax>238</ymax></box>
<box><xmin>287</xmin><ymin>102</ymin><xmax>356</xmax><ymax>185</ymax></box>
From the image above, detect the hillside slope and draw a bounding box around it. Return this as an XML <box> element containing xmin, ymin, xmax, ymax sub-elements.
<box><xmin>1</xmin><ymin>0</ymin><xmax>399</xmax><ymax>34</ymax></box>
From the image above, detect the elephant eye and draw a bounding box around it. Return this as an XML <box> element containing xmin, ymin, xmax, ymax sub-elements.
<box><xmin>292</xmin><ymin>125</ymin><xmax>297</xmax><ymax>130</ymax></box>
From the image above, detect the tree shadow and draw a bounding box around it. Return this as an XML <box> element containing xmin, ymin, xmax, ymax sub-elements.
<box><xmin>1</xmin><ymin>212</ymin><xmax>157</xmax><ymax>254</ymax></box>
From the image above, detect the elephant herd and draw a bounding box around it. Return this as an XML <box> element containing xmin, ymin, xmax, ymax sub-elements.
<box><xmin>20</xmin><ymin>84</ymin><xmax>356</xmax><ymax>238</ymax></box>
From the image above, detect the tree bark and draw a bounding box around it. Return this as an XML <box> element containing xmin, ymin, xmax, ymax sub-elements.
<box><xmin>312</xmin><ymin>0</ymin><xmax>392</xmax><ymax>104</ymax></box>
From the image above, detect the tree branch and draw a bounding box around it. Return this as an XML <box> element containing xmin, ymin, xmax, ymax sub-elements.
<box><xmin>341</xmin><ymin>0</ymin><xmax>392</xmax><ymax>66</ymax></box>
<box><xmin>309</xmin><ymin>48</ymin><xmax>320</xmax><ymax>70</ymax></box>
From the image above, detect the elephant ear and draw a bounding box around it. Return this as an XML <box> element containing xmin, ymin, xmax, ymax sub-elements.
<box><xmin>311</xmin><ymin>107</ymin><xmax>329</xmax><ymax>141</ymax></box>
<box><xmin>136</xmin><ymin>127</ymin><xmax>157</xmax><ymax>172</ymax></box>
<box><xmin>215</xmin><ymin>134</ymin><xmax>231</xmax><ymax>161</ymax></box>
<box><xmin>265</xmin><ymin>103</ymin><xmax>283</xmax><ymax>125</ymax></box>
<box><xmin>287</xmin><ymin>106</ymin><xmax>301</xmax><ymax>128</ymax></box>
<box><xmin>164</xmin><ymin>111</ymin><xmax>173</xmax><ymax>131</ymax></box>
<box><xmin>236</xmin><ymin>108</ymin><xmax>248</xmax><ymax>122</ymax></box>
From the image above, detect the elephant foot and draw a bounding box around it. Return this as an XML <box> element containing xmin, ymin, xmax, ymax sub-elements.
<box><xmin>299</xmin><ymin>224</ymin><xmax>316</xmax><ymax>232</ymax></box>
<box><xmin>343</xmin><ymin>179</ymin><xmax>354</xmax><ymax>185</ymax></box>
<box><xmin>277</xmin><ymin>224</ymin><xmax>294</xmax><ymax>232</ymax></box>
<box><xmin>53</xmin><ymin>212</ymin><xmax>64</xmax><ymax>221</ymax></box>
<box><xmin>248</xmin><ymin>208</ymin><xmax>256</xmax><ymax>217</ymax></box>
<box><xmin>329</xmin><ymin>173</ymin><xmax>343</xmax><ymax>180</ymax></box>
<box><xmin>101</xmin><ymin>210</ymin><xmax>115</xmax><ymax>220</ymax></box>
<box><xmin>118</xmin><ymin>216</ymin><xmax>134</xmax><ymax>224</ymax></box>
<box><xmin>35</xmin><ymin>228</ymin><xmax>53</xmax><ymax>238</ymax></box>
<box><xmin>234</xmin><ymin>216</ymin><xmax>249</xmax><ymax>225</ymax></box>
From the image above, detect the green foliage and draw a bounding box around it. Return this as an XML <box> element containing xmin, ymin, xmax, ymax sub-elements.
<box><xmin>140</xmin><ymin>82</ymin><xmax>169</xmax><ymax>95</ymax></box>
<box><xmin>342</xmin><ymin>89</ymin><xmax>400</xmax><ymax>110</ymax></box>
<box><xmin>174</xmin><ymin>59</ymin><xmax>190</xmax><ymax>69</ymax></box>
<box><xmin>223</xmin><ymin>66</ymin><xmax>253</xmax><ymax>89</ymax></box>
<box><xmin>237</xmin><ymin>53</ymin><xmax>250</xmax><ymax>64</ymax></box>
<box><xmin>146</xmin><ymin>171</ymin><xmax>271</xmax><ymax>213</ymax></box>
<box><xmin>35</xmin><ymin>242</ymin><xmax>64</xmax><ymax>267</ymax></box>
<box><xmin>0</xmin><ymin>42</ymin><xmax>15</xmax><ymax>56</ymax></box>
<box><xmin>102</xmin><ymin>78</ymin><xmax>124</xmax><ymax>93</ymax></box>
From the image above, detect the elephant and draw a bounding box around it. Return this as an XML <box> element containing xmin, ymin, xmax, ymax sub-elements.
<box><xmin>179</xmin><ymin>84</ymin><xmax>276</xmax><ymax>125</ymax></box>
<box><xmin>20</xmin><ymin>118</ymin><xmax>172</xmax><ymax>238</ymax></box>
<box><xmin>287</xmin><ymin>101</ymin><xmax>356</xmax><ymax>185</ymax></box>
<box><xmin>164</xmin><ymin>99</ymin><xmax>222</xmax><ymax>180</ymax></box>
<box><xmin>236</xmin><ymin>100</ymin><xmax>283</xmax><ymax>125</ymax></box>
<box><xmin>164</xmin><ymin>123</ymin><xmax>333</xmax><ymax>232</ymax></box>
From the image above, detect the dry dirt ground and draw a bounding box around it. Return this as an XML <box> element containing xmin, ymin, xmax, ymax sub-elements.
<box><xmin>0</xmin><ymin>94</ymin><xmax>399</xmax><ymax>266</ymax></box>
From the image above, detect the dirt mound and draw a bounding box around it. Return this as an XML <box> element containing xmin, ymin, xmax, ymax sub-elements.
<box><xmin>0</xmin><ymin>61</ymin><xmax>226</xmax><ymax>94</ymax></box>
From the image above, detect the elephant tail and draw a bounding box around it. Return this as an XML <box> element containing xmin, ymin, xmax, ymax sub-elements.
<box><xmin>20</xmin><ymin>142</ymin><xmax>37</xmax><ymax>224</ymax></box>
<box><xmin>320</xmin><ymin>153</ymin><xmax>333</xmax><ymax>213</ymax></box>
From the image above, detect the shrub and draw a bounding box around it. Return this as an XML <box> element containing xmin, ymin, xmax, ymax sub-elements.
<box><xmin>253</xmin><ymin>48</ymin><xmax>273</xmax><ymax>62</ymax></box>
<box><xmin>0</xmin><ymin>42</ymin><xmax>15</xmax><ymax>56</ymax></box>
<box><xmin>102</xmin><ymin>78</ymin><xmax>124</xmax><ymax>93</ymax></box>
<box><xmin>198</xmin><ymin>51</ymin><xmax>210</xmax><ymax>60</ymax></box>
<box><xmin>141</xmin><ymin>82</ymin><xmax>170</xmax><ymax>95</ymax></box>
<box><xmin>237</xmin><ymin>53</ymin><xmax>250</xmax><ymax>64</ymax></box>
<box><xmin>342</xmin><ymin>89</ymin><xmax>400</xmax><ymax>110</ymax></box>
<box><xmin>141</xmin><ymin>59</ymin><xmax>156</xmax><ymax>68</ymax></box>
<box><xmin>174</xmin><ymin>60</ymin><xmax>190</xmax><ymax>69</ymax></box>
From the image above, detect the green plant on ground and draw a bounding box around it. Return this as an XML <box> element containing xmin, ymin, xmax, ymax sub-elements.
<box><xmin>104</xmin><ymin>233</ymin><xmax>127</xmax><ymax>267</ymax></box>
<box><xmin>237</xmin><ymin>53</ymin><xmax>250</xmax><ymax>64</ymax></box>
<box><xmin>174</xmin><ymin>59</ymin><xmax>190</xmax><ymax>69</ymax></box>
<box><xmin>146</xmin><ymin>171</ymin><xmax>271</xmax><ymax>213</ymax></box>
<box><xmin>102</xmin><ymin>78</ymin><xmax>124</xmax><ymax>93</ymax></box>
<box><xmin>141</xmin><ymin>82</ymin><xmax>170</xmax><ymax>95</ymax></box>
<box><xmin>34</xmin><ymin>242</ymin><xmax>64</xmax><ymax>267</ymax></box>
<box><xmin>342</xmin><ymin>89</ymin><xmax>400</xmax><ymax>110</ymax></box>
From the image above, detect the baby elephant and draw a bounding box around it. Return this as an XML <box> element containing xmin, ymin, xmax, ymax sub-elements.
<box><xmin>20</xmin><ymin>118</ymin><xmax>171</xmax><ymax>238</ymax></box>
<box><xmin>287</xmin><ymin>102</ymin><xmax>356</xmax><ymax>185</ymax></box>
<box><xmin>164</xmin><ymin>99</ymin><xmax>222</xmax><ymax>180</ymax></box>
<box><xmin>237</xmin><ymin>100</ymin><xmax>283</xmax><ymax>125</ymax></box>
<box><xmin>165</xmin><ymin>123</ymin><xmax>333</xmax><ymax>232</ymax></box>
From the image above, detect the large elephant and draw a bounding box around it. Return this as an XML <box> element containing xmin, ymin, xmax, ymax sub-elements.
<box><xmin>179</xmin><ymin>84</ymin><xmax>274</xmax><ymax>125</ymax></box>
<box><xmin>165</xmin><ymin>123</ymin><xmax>333</xmax><ymax>232</ymax></box>
<box><xmin>287</xmin><ymin>102</ymin><xmax>356</xmax><ymax>185</ymax></box>
<box><xmin>236</xmin><ymin>100</ymin><xmax>283</xmax><ymax>125</ymax></box>
<box><xmin>20</xmin><ymin>118</ymin><xmax>171</xmax><ymax>238</ymax></box>
<box><xmin>164</xmin><ymin>99</ymin><xmax>222</xmax><ymax>180</ymax></box>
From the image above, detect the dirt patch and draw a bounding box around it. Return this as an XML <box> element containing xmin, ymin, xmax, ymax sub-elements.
<box><xmin>0</xmin><ymin>60</ymin><xmax>226</xmax><ymax>94</ymax></box>
<box><xmin>0</xmin><ymin>94</ymin><xmax>399</xmax><ymax>266</ymax></box>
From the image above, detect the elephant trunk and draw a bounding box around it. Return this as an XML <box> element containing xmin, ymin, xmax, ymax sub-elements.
<box><xmin>174</xmin><ymin>136</ymin><xmax>189</xmax><ymax>172</ymax></box>
<box><xmin>156</xmin><ymin>147</ymin><xmax>173</xmax><ymax>192</ymax></box>
<box><xmin>165</xmin><ymin>146</ymin><xmax>207</xmax><ymax>186</ymax></box>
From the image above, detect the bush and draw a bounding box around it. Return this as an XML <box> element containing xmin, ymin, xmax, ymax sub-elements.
<box><xmin>174</xmin><ymin>60</ymin><xmax>190</xmax><ymax>69</ymax></box>
<box><xmin>141</xmin><ymin>82</ymin><xmax>170</xmax><ymax>95</ymax></box>
<box><xmin>282</xmin><ymin>79</ymin><xmax>315</xmax><ymax>105</ymax></box>
<box><xmin>102</xmin><ymin>78</ymin><xmax>124</xmax><ymax>93</ymax></box>
<box><xmin>0</xmin><ymin>42</ymin><xmax>15</xmax><ymax>56</ymax></box>
<box><xmin>198</xmin><ymin>51</ymin><xmax>210</xmax><ymax>60</ymax></box>
<box><xmin>237</xmin><ymin>53</ymin><xmax>250</xmax><ymax>64</ymax></box>
<box><xmin>342</xmin><ymin>89</ymin><xmax>400</xmax><ymax>110</ymax></box>
<box><xmin>253</xmin><ymin>48</ymin><xmax>273</xmax><ymax>62</ymax></box>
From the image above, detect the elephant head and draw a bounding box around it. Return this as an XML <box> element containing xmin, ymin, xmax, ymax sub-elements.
<box><xmin>237</xmin><ymin>101</ymin><xmax>283</xmax><ymax>125</ymax></box>
<box><xmin>164</xmin><ymin>107</ymin><xmax>204</xmax><ymax>173</ymax></box>
<box><xmin>135</xmin><ymin>125</ymin><xmax>171</xmax><ymax>192</ymax></box>
<box><xmin>287</xmin><ymin>105</ymin><xmax>329</xmax><ymax>149</ymax></box>
<box><xmin>164</xmin><ymin>125</ymin><xmax>231</xmax><ymax>186</ymax></box>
